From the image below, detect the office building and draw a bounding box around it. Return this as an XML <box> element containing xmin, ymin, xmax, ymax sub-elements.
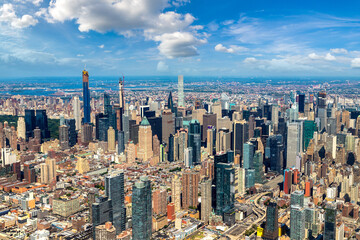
<box><xmin>138</xmin><ymin>117</ymin><xmax>153</xmax><ymax>161</ymax></box>
<box><xmin>324</xmin><ymin>204</ymin><xmax>336</xmax><ymax>240</ymax></box>
<box><xmin>188</xmin><ymin>119</ymin><xmax>201</xmax><ymax>164</ymax></box>
<box><xmin>290</xmin><ymin>205</ymin><xmax>305</xmax><ymax>240</ymax></box>
<box><xmin>263</xmin><ymin>200</ymin><xmax>279</xmax><ymax>240</ymax></box>
<box><xmin>132</xmin><ymin>176</ymin><xmax>152</xmax><ymax>240</ymax></box>
<box><xmin>178</xmin><ymin>75</ymin><xmax>184</xmax><ymax>107</ymax></box>
<box><xmin>82</xmin><ymin>69</ymin><xmax>91</xmax><ymax>123</ymax></box>
<box><xmin>105</xmin><ymin>171</ymin><xmax>125</xmax><ymax>233</ymax></box>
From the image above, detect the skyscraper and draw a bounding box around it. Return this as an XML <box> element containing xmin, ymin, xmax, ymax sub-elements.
<box><xmin>215</xmin><ymin>162</ymin><xmax>235</xmax><ymax>217</ymax></box>
<box><xmin>153</xmin><ymin>189</ymin><xmax>167</xmax><ymax>216</ymax></box>
<box><xmin>119</xmin><ymin>76</ymin><xmax>125</xmax><ymax>110</ymax></box>
<box><xmin>178</xmin><ymin>75</ymin><xmax>184</xmax><ymax>107</ymax></box>
<box><xmin>132</xmin><ymin>176</ymin><xmax>152</xmax><ymax>240</ymax></box>
<box><xmin>188</xmin><ymin>119</ymin><xmax>201</xmax><ymax>164</ymax></box>
<box><xmin>35</xmin><ymin>109</ymin><xmax>50</xmax><ymax>140</ymax></box>
<box><xmin>64</xmin><ymin>119</ymin><xmax>77</xmax><ymax>147</ymax></box>
<box><xmin>233</xmin><ymin>120</ymin><xmax>249</xmax><ymax>159</ymax></box>
<box><xmin>107</xmin><ymin>127</ymin><xmax>116</xmax><ymax>151</ymax></box>
<box><xmin>201</xmin><ymin>178</ymin><xmax>212</xmax><ymax>223</ymax></box>
<box><xmin>73</xmin><ymin>96</ymin><xmax>81</xmax><ymax>131</ymax></box>
<box><xmin>92</xmin><ymin>197</ymin><xmax>113</xmax><ymax>240</ymax></box>
<box><xmin>266</xmin><ymin>134</ymin><xmax>284</xmax><ymax>174</ymax></box>
<box><xmin>253</xmin><ymin>150</ymin><xmax>264</xmax><ymax>184</ymax></box>
<box><xmin>17</xmin><ymin>117</ymin><xmax>26</xmax><ymax>140</ymax></box>
<box><xmin>25</xmin><ymin>109</ymin><xmax>36</xmax><ymax>141</ymax></box>
<box><xmin>324</xmin><ymin>204</ymin><xmax>336</xmax><ymax>240</ymax></box>
<box><xmin>243</xmin><ymin>142</ymin><xmax>254</xmax><ymax>169</ymax></box>
<box><xmin>162</xmin><ymin>109</ymin><xmax>175</xmax><ymax>145</ymax></box>
<box><xmin>290</xmin><ymin>205</ymin><xmax>305</xmax><ymax>240</ymax></box>
<box><xmin>263</xmin><ymin>200</ymin><xmax>279</xmax><ymax>240</ymax></box>
<box><xmin>298</xmin><ymin>93</ymin><xmax>305</xmax><ymax>113</ymax></box>
<box><xmin>59</xmin><ymin>125</ymin><xmax>69</xmax><ymax>150</ymax></box>
<box><xmin>117</xmin><ymin>131</ymin><xmax>125</xmax><ymax>154</ymax></box>
<box><xmin>171</xmin><ymin>174</ymin><xmax>181</xmax><ymax>212</ymax></box>
<box><xmin>138</xmin><ymin>117</ymin><xmax>153</xmax><ymax>161</ymax></box>
<box><xmin>287</xmin><ymin>121</ymin><xmax>303</xmax><ymax>168</ymax></box>
<box><xmin>291</xmin><ymin>190</ymin><xmax>304</xmax><ymax>207</ymax></box>
<box><xmin>105</xmin><ymin>171</ymin><xmax>125</xmax><ymax>234</ymax></box>
<box><xmin>182</xmin><ymin>171</ymin><xmax>200</xmax><ymax>209</ymax></box>
<box><xmin>82</xmin><ymin>69</ymin><xmax>91</xmax><ymax>124</ymax></box>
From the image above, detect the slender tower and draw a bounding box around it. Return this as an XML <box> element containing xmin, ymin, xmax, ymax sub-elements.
<box><xmin>82</xmin><ymin>69</ymin><xmax>91</xmax><ymax>123</ymax></box>
<box><xmin>119</xmin><ymin>76</ymin><xmax>125</xmax><ymax>110</ymax></box>
<box><xmin>178</xmin><ymin>75</ymin><xmax>184</xmax><ymax>107</ymax></box>
<box><xmin>73</xmin><ymin>96</ymin><xmax>81</xmax><ymax>131</ymax></box>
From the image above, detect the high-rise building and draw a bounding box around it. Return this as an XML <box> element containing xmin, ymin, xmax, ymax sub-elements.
<box><xmin>17</xmin><ymin>117</ymin><xmax>26</xmax><ymax>140</ymax></box>
<box><xmin>298</xmin><ymin>93</ymin><xmax>305</xmax><ymax>113</ymax></box>
<box><xmin>119</xmin><ymin>76</ymin><xmax>125</xmax><ymax>110</ymax></box>
<box><xmin>162</xmin><ymin>109</ymin><xmax>175</xmax><ymax>145</ymax></box>
<box><xmin>215</xmin><ymin>162</ymin><xmax>235</xmax><ymax>217</ymax></box>
<box><xmin>73</xmin><ymin>96</ymin><xmax>81</xmax><ymax>131</ymax></box>
<box><xmin>266</xmin><ymin>134</ymin><xmax>284</xmax><ymax>174</ymax></box>
<box><xmin>291</xmin><ymin>190</ymin><xmax>304</xmax><ymax>207</ymax></box>
<box><xmin>182</xmin><ymin>171</ymin><xmax>200</xmax><ymax>209</ymax></box>
<box><xmin>203</xmin><ymin>114</ymin><xmax>217</xmax><ymax>142</ymax></box>
<box><xmin>153</xmin><ymin>189</ymin><xmax>167</xmax><ymax>216</ymax></box>
<box><xmin>245</xmin><ymin>168</ymin><xmax>255</xmax><ymax>188</ymax></box>
<box><xmin>105</xmin><ymin>171</ymin><xmax>125</xmax><ymax>234</ymax></box>
<box><xmin>35</xmin><ymin>109</ymin><xmax>50</xmax><ymax>140</ymax></box>
<box><xmin>178</xmin><ymin>75</ymin><xmax>184</xmax><ymax>107</ymax></box>
<box><xmin>25</xmin><ymin>109</ymin><xmax>36</xmax><ymax>141</ymax></box>
<box><xmin>117</xmin><ymin>131</ymin><xmax>125</xmax><ymax>155</ymax></box>
<box><xmin>287</xmin><ymin>121</ymin><xmax>303</xmax><ymax>168</ymax></box>
<box><xmin>243</xmin><ymin>142</ymin><xmax>254</xmax><ymax>169</ymax></box>
<box><xmin>206</xmin><ymin>126</ymin><xmax>215</xmax><ymax>156</ymax></box>
<box><xmin>263</xmin><ymin>200</ymin><xmax>279</xmax><ymax>240</ymax></box>
<box><xmin>253</xmin><ymin>150</ymin><xmax>264</xmax><ymax>184</ymax></box>
<box><xmin>324</xmin><ymin>204</ymin><xmax>336</xmax><ymax>240</ymax></box>
<box><xmin>92</xmin><ymin>197</ymin><xmax>113</xmax><ymax>240</ymax></box>
<box><xmin>290</xmin><ymin>205</ymin><xmax>305</xmax><ymax>240</ymax></box>
<box><xmin>188</xmin><ymin>119</ymin><xmax>201</xmax><ymax>164</ymax></box>
<box><xmin>59</xmin><ymin>125</ymin><xmax>69</xmax><ymax>150</ymax></box>
<box><xmin>40</xmin><ymin>158</ymin><xmax>56</xmax><ymax>184</ymax></box>
<box><xmin>201</xmin><ymin>178</ymin><xmax>212</xmax><ymax>223</ymax></box>
<box><xmin>107</xmin><ymin>127</ymin><xmax>116</xmax><ymax>151</ymax></box>
<box><xmin>171</xmin><ymin>174</ymin><xmax>181</xmax><ymax>212</ymax></box>
<box><xmin>132</xmin><ymin>176</ymin><xmax>152</xmax><ymax>240</ymax></box>
<box><xmin>82</xmin><ymin>70</ymin><xmax>91</xmax><ymax>123</ymax></box>
<box><xmin>138</xmin><ymin>117</ymin><xmax>153</xmax><ymax>161</ymax></box>
<box><xmin>81</xmin><ymin>123</ymin><xmax>93</xmax><ymax>144</ymax></box>
<box><xmin>64</xmin><ymin>119</ymin><xmax>77</xmax><ymax>147</ymax></box>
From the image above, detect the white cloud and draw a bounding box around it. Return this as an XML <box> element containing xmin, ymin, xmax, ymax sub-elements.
<box><xmin>351</xmin><ymin>58</ymin><xmax>360</xmax><ymax>68</ymax></box>
<box><xmin>215</xmin><ymin>44</ymin><xmax>234</xmax><ymax>53</ymax></box>
<box><xmin>157</xmin><ymin>61</ymin><xmax>169</xmax><ymax>71</ymax></box>
<box><xmin>0</xmin><ymin>3</ymin><xmax>38</xmax><ymax>28</ymax></box>
<box><xmin>99</xmin><ymin>44</ymin><xmax>104</xmax><ymax>49</ymax></box>
<box><xmin>243</xmin><ymin>57</ymin><xmax>257</xmax><ymax>63</ymax></box>
<box><xmin>330</xmin><ymin>48</ymin><xmax>348</xmax><ymax>54</ymax></box>
<box><xmin>154</xmin><ymin>32</ymin><xmax>206</xmax><ymax>58</ymax></box>
<box><xmin>324</xmin><ymin>53</ymin><xmax>336</xmax><ymax>61</ymax></box>
<box><xmin>308</xmin><ymin>52</ymin><xmax>336</xmax><ymax>61</ymax></box>
<box><xmin>215</xmin><ymin>44</ymin><xmax>248</xmax><ymax>54</ymax></box>
<box><xmin>46</xmin><ymin>0</ymin><xmax>202</xmax><ymax>58</ymax></box>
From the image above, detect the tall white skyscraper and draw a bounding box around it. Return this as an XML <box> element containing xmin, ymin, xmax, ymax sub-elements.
<box><xmin>178</xmin><ymin>75</ymin><xmax>184</xmax><ymax>107</ymax></box>
<box><xmin>73</xmin><ymin>96</ymin><xmax>81</xmax><ymax>131</ymax></box>
<box><xmin>287</xmin><ymin>122</ymin><xmax>303</xmax><ymax>168</ymax></box>
<box><xmin>17</xmin><ymin>117</ymin><xmax>26</xmax><ymax>139</ymax></box>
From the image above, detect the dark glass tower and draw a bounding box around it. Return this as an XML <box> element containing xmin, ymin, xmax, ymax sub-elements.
<box><xmin>132</xmin><ymin>176</ymin><xmax>152</xmax><ymax>240</ymax></box>
<box><xmin>263</xmin><ymin>200</ymin><xmax>279</xmax><ymax>240</ymax></box>
<box><xmin>105</xmin><ymin>171</ymin><xmax>126</xmax><ymax>234</ymax></box>
<box><xmin>324</xmin><ymin>204</ymin><xmax>336</xmax><ymax>240</ymax></box>
<box><xmin>215</xmin><ymin>162</ymin><xmax>234</xmax><ymax>218</ymax></box>
<box><xmin>35</xmin><ymin>109</ymin><xmax>50</xmax><ymax>140</ymax></box>
<box><xmin>92</xmin><ymin>196</ymin><xmax>113</xmax><ymax>239</ymax></box>
<box><xmin>117</xmin><ymin>131</ymin><xmax>125</xmax><ymax>154</ymax></box>
<box><xmin>298</xmin><ymin>93</ymin><xmax>305</xmax><ymax>113</ymax></box>
<box><xmin>188</xmin><ymin>119</ymin><xmax>201</xmax><ymax>164</ymax></box>
<box><xmin>168</xmin><ymin>134</ymin><xmax>174</xmax><ymax>162</ymax></box>
<box><xmin>82</xmin><ymin>70</ymin><xmax>91</xmax><ymax>124</ymax></box>
<box><xmin>25</xmin><ymin>109</ymin><xmax>36</xmax><ymax>141</ymax></box>
<box><xmin>266</xmin><ymin>134</ymin><xmax>284</xmax><ymax>174</ymax></box>
<box><xmin>64</xmin><ymin>119</ymin><xmax>77</xmax><ymax>147</ymax></box>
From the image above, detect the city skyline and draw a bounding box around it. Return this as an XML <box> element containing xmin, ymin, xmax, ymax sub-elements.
<box><xmin>1</xmin><ymin>0</ymin><xmax>360</xmax><ymax>77</ymax></box>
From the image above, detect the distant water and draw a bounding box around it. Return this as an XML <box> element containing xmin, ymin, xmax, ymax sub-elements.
<box><xmin>0</xmin><ymin>76</ymin><xmax>358</xmax><ymax>96</ymax></box>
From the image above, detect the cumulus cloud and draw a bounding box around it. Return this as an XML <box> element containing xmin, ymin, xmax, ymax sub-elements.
<box><xmin>0</xmin><ymin>3</ymin><xmax>38</xmax><ymax>28</ymax></box>
<box><xmin>46</xmin><ymin>0</ymin><xmax>203</xmax><ymax>58</ymax></box>
<box><xmin>308</xmin><ymin>52</ymin><xmax>336</xmax><ymax>61</ymax></box>
<box><xmin>215</xmin><ymin>44</ymin><xmax>248</xmax><ymax>54</ymax></box>
<box><xmin>157</xmin><ymin>61</ymin><xmax>169</xmax><ymax>71</ymax></box>
<box><xmin>324</xmin><ymin>53</ymin><xmax>336</xmax><ymax>61</ymax></box>
<box><xmin>351</xmin><ymin>58</ymin><xmax>360</xmax><ymax>68</ymax></box>
<box><xmin>98</xmin><ymin>44</ymin><xmax>104</xmax><ymax>49</ymax></box>
<box><xmin>215</xmin><ymin>44</ymin><xmax>234</xmax><ymax>53</ymax></box>
<box><xmin>330</xmin><ymin>48</ymin><xmax>348</xmax><ymax>54</ymax></box>
<box><xmin>154</xmin><ymin>32</ymin><xmax>206</xmax><ymax>58</ymax></box>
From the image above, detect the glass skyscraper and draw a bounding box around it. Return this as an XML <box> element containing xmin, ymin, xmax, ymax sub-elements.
<box><xmin>263</xmin><ymin>200</ymin><xmax>279</xmax><ymax>240</ymax></box>
<box><xmin>82</xmin><ymin>70</ymin><xmax>91</xmax><ymax>124</ymax></box>
<box><xmin>291</xmin><ymin>190</ymin><xmax>304</xmax><ymax>207</ymax></box>
<box><xmin>243</xmin><ymin>142</ymin><xmax>254</xmax><ymax>169</ymax></box>
<box><xmin>132</xmin><ymin>176</ymin><xmax>152</xmax><ymax>240</ymax></box>
<box><xmin>324</xmin><ymin>204</ymin><xmax>336</xmax><ymax>240</ymax></box>
<box><xmin>290</xmin><ymin>205</ymin><xmax>305</xmax><ymax>240</ymax></box>
<box><xmin>215</xmin><ymin>162</ymin><xmax>235</xmax><ymax>217</ymax></box>
<box><xmin>92</xmin><ymin>196</ymin><xmax>113</xmax><ymax>240</ymax></box>
<box><xmin>188</xmin><ymin>119</ymin><xmax>201</xmax><ymax>164</ymax></box>
<box><xmin>105</xmin><ymin>171</ymin><xmax>126</xmax><ymax>234</ymax></box>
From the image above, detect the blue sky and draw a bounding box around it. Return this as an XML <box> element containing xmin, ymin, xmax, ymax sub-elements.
<box><xmin>2</xmin><ymin>0</ymin><xmax>360</xmax><ymax>77</ymax></box>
